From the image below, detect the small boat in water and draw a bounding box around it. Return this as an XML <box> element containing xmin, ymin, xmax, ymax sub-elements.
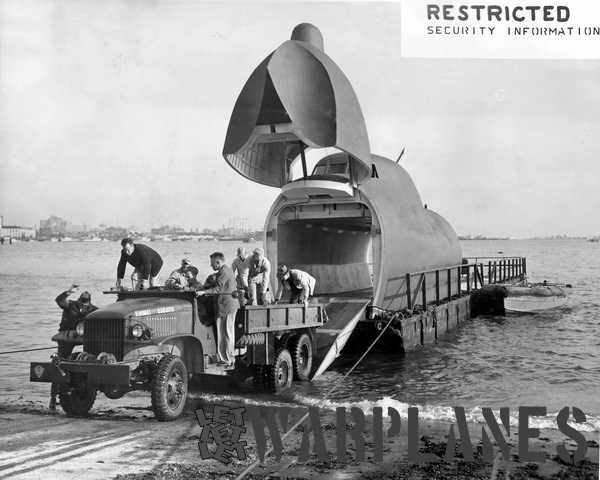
<box><xmin>503</xmin><ymin>281</ymin><xmax>571</xmax><ymax>313</ymax></box>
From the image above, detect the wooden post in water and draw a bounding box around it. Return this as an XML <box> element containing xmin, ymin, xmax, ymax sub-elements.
<box><xmin>488</xmin><ymin>261</ymin><xmax>491</xmax><ymax>285</ymax></box>
<box><xmin>447</xmin><ymin>269</ymin><xmax>451</xmax><ymax>301</ymax></box>
<box><xmin>466</xmin><ymin>266</ymin><xmax>471</xmax><ymax>293</ymax></box>
<box><xmin>422</xmin><ymin>273</ymin><xmax>427</xmax><ymax>309</ymax></box>
<box><xmin>406</xmin><ymin>273</ymin><xmax>412</xmax><ymax>310</ymax></box>
<box><xmin>519</xmin><ymin>258</ymin><xmax>522</xmax><ymax>277</ymax></box>
<box><xmin>519</xmin><ymin>258</ymin><xmax>523</xmax><ymax>278</ymax></box>
<box><xmin>435</xmin><ymin>270</ymin><xmax>440</xmax><ymax>305</ymax></box>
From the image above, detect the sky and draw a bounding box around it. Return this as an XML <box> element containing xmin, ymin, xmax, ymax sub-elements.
<box><xmin>1</xmin><ymin>1</ymin><xmax>599</xmax><ymax>237</ymax></box>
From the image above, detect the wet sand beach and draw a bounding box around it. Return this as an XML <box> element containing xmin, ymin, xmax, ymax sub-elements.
<box><xmin>0</xmin><ymin>395</ymin><xmax>597</xmax><ymax>480</ymax></box>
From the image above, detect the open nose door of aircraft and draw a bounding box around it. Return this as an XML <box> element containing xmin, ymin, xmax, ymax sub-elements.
<box><xmin>222</xmin><ymin>23</ymin><xmax>373</xmax><ymax>188</ymax></box>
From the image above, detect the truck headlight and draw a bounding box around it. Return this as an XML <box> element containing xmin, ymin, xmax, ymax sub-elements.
<box><xmin>131</xmin><ymin>324</ymin><xmax>144</xmax><ymax>338</ymax></box>
<box><xmin>75</xmin><ymin>321</ymin><xmax>85</xmax><ymax>337</ymax></box>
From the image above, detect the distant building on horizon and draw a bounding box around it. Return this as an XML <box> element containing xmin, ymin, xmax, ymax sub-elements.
<box><xmin>38</xmin><ymin>215</ymin><xmax>68</xmax><ymax>239</ymax></box>
<box><xmin>0</xmin><ymin>215</ymin><xmax>36</xmax><ymax>241</ymax></box>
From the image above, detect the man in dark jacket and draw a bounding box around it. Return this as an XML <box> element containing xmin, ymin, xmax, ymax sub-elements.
<box><xmin>55</xmin><ymin>284</ymin><xmax>98</xmax><ymax>357</ymax></box>
<box><xmin>50</xmin><ymin>284</ymin><xmax>98</xmax><ymax>410</ymax></box>
<box><xmin>116</xmin><ymin>238</ymin><xmax>163</xmax><ymax>290</ymax></box>
<box><xmin>195</xmin><ymin>252</ymin><xmax>238</xmax><ymax>367</ymax></box>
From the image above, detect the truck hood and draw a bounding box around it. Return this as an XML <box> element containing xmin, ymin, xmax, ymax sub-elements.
<box><xmin>86</xmin><ymin>297</ymin><xmax>192</xmax><ymax>321</ymax></box>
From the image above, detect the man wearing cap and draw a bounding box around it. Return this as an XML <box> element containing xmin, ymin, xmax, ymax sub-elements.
<box><xmin>165</xmin><ymin>258</ymin><xmax>194</xmax><ymax>289</ymax></box>
<box><xmin>247</xmin><ymin>247</ymin><xmax>272</xmax><ymax>306</ymax></box>
<box><xmin>231</xmin><ymin>247</ymin><xmax>250</xmax><ymax>306</ymax></box>
<box><xmin>116</xmin><ymin>238</ymin><xmax>163</xmax><ymax>290</ymax></box>
<box><xmin>50</xmin><ymin>284</ymin><xmax>98</xmax><ymax>410</ymax></box>
<box><xmin>275</xmin><ymin>265</ymin><xmax>316</xmax><ymax>306</ymax></box>
<box><xmin>184</xmin><ymin>266</ymin><xmax>201</xmax><ymax>289</ymax></box>
<box><xmin>55</xmin><ymin>284</ymin><xmax>98</xmax><ymax>357</ymax></box>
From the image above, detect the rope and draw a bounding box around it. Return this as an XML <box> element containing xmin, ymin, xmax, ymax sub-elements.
<box><xmin>0</xmin><ymin>346</ymin><xmax>56</xmax><ymax>355</ymax></box>
<box><xmin>234</xmin><ymin>309</ymin><xmax>401</xmax><ymax>480</ymax></box>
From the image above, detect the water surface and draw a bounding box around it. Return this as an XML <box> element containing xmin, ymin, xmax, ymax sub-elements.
<box><xmin>0</xmin><ymin>239</ymin><xmax>598</xmax><ymax>430</ymax></box>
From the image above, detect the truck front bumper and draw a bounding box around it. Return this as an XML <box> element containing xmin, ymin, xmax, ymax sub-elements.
<box><xmin>30</xmin><ymin>361</ymin><xmax>130</xmax><ymax>387</ymax></box>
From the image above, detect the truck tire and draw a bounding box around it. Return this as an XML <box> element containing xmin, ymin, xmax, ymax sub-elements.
<box><xmin>59</xmin><ymin>384</ymin><xmax>96</xmax><ymax>417</ymax></box>
<box><xmin>151</xmin><ymin>355</ymin><xmax>188</xmax><ymax>422</ymax></box>
<box><xmin>290</xmin><ymin>333</ymin><xmax>312</xmax><ymax>381</ymax></box>
<box><xmin>266</xmin><ymin>348</ymin><xmax>293</xmax><ymax>394</ymax></box>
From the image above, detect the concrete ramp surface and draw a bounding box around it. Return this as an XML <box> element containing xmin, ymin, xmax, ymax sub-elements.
<box><xmin>311</xmin><ymin>295</ymin><xmax>371</xmax><ymax>379</ymax></box>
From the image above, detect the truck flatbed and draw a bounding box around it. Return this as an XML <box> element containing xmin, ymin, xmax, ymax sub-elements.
<box><xmin>243</xmin><ymin>303</ymin><xmax>324</xmax><ymax>333</ymax></box>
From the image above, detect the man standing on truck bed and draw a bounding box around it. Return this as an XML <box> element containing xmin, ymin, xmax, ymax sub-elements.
<box><xmin>116</xmin><ymin>237</ymin><xmax>163</xmax><ymax>290</ymax></box>
<box><xmin>195</xmin><ymin>252</ymin><xmax>238</xmax><ymax>367</ymax></box>
<box><xmin>248</xmin><ymin>247</ymin><xmax>272</xmax><ymax>306</ymax></box>
<box><xmin>231</xmin><ymin>247</ymin><xmax>250</xmax><ymax>306</ymax></box>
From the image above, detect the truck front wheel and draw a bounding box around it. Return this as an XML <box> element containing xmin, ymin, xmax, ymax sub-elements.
<box><xmin>151</xmin><ymin>355</ymin><xmax>188</xmax><ymax>421</ymax></box>
<box><xmin>59</xmin><ymin>384</ymin><xmax>96</xmax><ymax>417</ymax></box>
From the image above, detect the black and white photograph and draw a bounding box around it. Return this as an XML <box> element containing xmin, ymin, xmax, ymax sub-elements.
<box><xmin>0</xmin><ymin>1</ymin><xmax>599</xmax><ymax>478</ymax></box>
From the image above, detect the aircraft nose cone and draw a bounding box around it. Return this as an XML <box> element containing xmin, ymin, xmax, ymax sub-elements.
<box><xmin>291</xmin><ymin>23</ymin><xmax>324</xmax><ymax>51</ymax></box>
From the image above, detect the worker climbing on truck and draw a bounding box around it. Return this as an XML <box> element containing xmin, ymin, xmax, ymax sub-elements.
<box><xmin>275</xmin><ymin>265</ymin><xmax>316</xmax><ymax>306</ymax></box>
<box><xmin>116</xmin><ymin>237</ymin><xmax>163</xmax><ymax>290</ymax></box>
<box><xmin>165</xmin><ymin>257</ymin><xmax>195</xmax><ymax>289</ymax></box>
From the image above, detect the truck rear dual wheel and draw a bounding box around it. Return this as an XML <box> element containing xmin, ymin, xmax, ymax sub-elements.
<box><xmin>59</xmin><ymin>384</ymin><xmax>97</xmax><ymax>417</ymax></box>
<box><xmin>266</xmin><ymin>348</ymin><xmax>293</xmax><ymax>394</ymax></box>
<box><xmin>151</xmin><ymin>355</ymin><xmax>188</xmax><ymax>421</ymax></box>
<box><xmin>290</xmin><ymin>333</ymin><xmax>313</xmax><ymax>381</ymax></box>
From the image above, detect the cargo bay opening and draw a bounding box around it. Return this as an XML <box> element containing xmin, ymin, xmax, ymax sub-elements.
<box><xmin>273</xmin><ymin>203</ymin><xmax>377</xmax><ymax>301</ymax></box>
<box><xmin>263</xmin><ymin>151</ymin><xmax>382</xmax><ymax>378</ymax></box>
<box><xmin>264</xmin><ymin>151</ymin><xmax>381</xmax><ymax>303</ymax></box>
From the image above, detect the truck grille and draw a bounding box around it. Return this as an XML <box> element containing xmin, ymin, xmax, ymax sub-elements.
<box><xmin>84</xmin><ymin>318</ymin><xmax>125</xmax><ymax>361</ymax></box>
